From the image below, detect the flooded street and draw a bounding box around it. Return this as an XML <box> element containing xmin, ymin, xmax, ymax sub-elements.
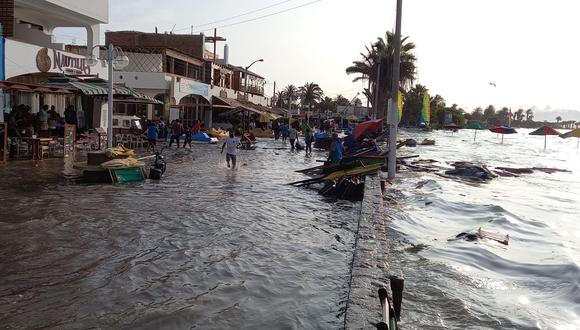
<box><xmin>0</xmin><ymin>140</ymin><xmax>359</xmax><ymax>329</ymax></box>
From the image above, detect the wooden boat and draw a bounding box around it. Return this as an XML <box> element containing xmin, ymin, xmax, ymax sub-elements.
<box><xmin>289</xmin><ymin>163</ymin><xmax>383</xmax><ymax>186</ymax></box>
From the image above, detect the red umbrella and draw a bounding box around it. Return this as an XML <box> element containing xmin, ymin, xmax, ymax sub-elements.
<box><xmin>489</xmin><ymin>126</ymin><xmax>517</xmax><ymax>144</ymax></box>
<box><xmin>529</xmin><ymin>125</ymin><xmax>560</xmax><ymax>150</ymax></box>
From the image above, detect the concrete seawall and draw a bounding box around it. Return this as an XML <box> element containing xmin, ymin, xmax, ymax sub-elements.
<box><xmin>343</xmin><ymin>174</ymin><xmax>391</xmax><ymax>329</ymax></box>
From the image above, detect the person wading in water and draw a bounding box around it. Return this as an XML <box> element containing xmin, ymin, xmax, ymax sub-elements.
<box><xmin>328</xmin><ymin>133</ymin><xmax>344</xmax><ymax>164</ymax></box>
<box><xmin>221</xmin><ymin>130</ymin><xmax>241</xmax><ymax>169</ymax></box>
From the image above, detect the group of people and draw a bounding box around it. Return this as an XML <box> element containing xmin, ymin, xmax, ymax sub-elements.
<box><xmin>146</xmin><ymin>119</ymin><xmax>204</xmax><ymax>151</ymax></box>
<box><xmin>6</xmin><ymin>104</ymin><xmax>82</xmax><ymax>139</ymax></box>
<box><xmin>273</xmin><ymin>118</ymin><xmax>344</xmax><ymax>163</ymax></box>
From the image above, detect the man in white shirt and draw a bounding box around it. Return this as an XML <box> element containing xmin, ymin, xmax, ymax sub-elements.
<box><xmin>221</xmin><ymin>131</ymin><xmax>241</xmax><ymax>168</ymax></box>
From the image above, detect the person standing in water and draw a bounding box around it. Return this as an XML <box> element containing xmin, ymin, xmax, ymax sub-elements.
<box><xmin>147</xmin><ymin>121</ymin><xmax>158</xmax><ymax>152</ymax></box>
<box><xmin>305</xmin><ymin>129</ymin><xmax>314</xmax><ymax>154</ymax></box>
<box><xmin>182</xmin><ymin>124</ymin><xmax>192</xmax><ymax>148</ymax></box>
<box><xmin>328</xmin><ymin>133</ymin><xmax>344</xmax><ymax>164</ymax></box>
<box><xmin>288</xmin><ymin>125</ymin><xmax>298</xmax><ymax>151</ymax></box>
<box><xmin>280</xmin><ymin>123</ymin><xmax>289</xmax><ymax>142</ymax></box>
<box><xmin>221</xmin><ymin>130</ymin><xmax>241</xmax><ymax>169</ymax></box>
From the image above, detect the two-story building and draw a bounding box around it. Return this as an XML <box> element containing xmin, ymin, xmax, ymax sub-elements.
<box><xmin>1</xmin><ymin>0</ymin><xmax>112</xmax><ymax>128</ymax></box>
<box><xmin>105</xmin><ymin>30</ymin><xmax>271</xmax><ymax>128</ymax></box>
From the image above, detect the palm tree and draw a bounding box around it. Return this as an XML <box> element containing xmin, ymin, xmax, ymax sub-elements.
<box><xmin>525</xmin><ymin>109</ymin><xmax>534</xmax><ymax>121</ymax></box>
<box><xmin>515</xmin><ymin>109</ymin><xmax>525</xmax><ymax>122</ymax></box>
<box><xmin>319</xmin><ymin>96</ymin><xmax>335</xmax><ymax>113</ymax></box>
<box><xmin>401</xmin><ymin>84</ymin><xmax>428</xmax><ymax>125</ymax></box>
<box><xmin>334</xmin><ymin>94</ymin><xmax>350</xmax><ymax>107</ymax></box>
<box><xmin>472</xmin><ymin>107</ymin><xmax>484</xmax><ymax>121</ymax></box>
<box><xmin>298</xmin><ymin>82</ymin><xmax>324</xmax><ymax>113</ymax></box>
<box><xmin>346</xmin><ymin>31</ymin><xmax>416</xmax><ymax>119</ymax></box>
<box><xmin>275</xmin><ymin>90</ymin><xmax>286</xmax><ymax>108</ymax></box>
<box><xmin>283</xmin><ymin>85</ymin><xmax>298</xmax><ymax>110</ymax></box>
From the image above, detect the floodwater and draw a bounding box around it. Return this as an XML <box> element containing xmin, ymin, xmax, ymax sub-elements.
<box><xmin>1</xmin><ymin>130</ymin><xmax>579</xmax><ymax>329</ymax></box>
<box><xmin>0</xmin><ymin>140</ymin><xmax>359</xmax><ymax>329</ymax></box>
<box><xmin>388</xmin><ymin>128</ymin><xmax>580</xmax><ymax>329</ymax></box>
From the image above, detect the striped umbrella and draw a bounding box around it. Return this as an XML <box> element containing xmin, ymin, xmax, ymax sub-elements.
<box><xmin>529</xmin><ymin>126</ymin><xmax>560</xmax><ymax>150</ymax></box>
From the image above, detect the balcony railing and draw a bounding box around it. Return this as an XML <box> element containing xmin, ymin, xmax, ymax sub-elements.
<box><xmin>240</xmin><ymin>85</ymin><xmax>264</xmax><ymax>95</ymax></box>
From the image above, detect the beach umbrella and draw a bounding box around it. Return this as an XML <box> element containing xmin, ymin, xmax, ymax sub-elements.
<box><xmin>559</xmin><ymin>128</ymin><xmax>580</xmax><ymax>149</ymax></box>
<box><xmin>444</xmin><ymin>122</ymin><xmax>460</xmax><ymax>135</ymax></box>
<box><xmin>489</xmin><ymin>126</ymin><xmax>517</xmax><ymax>144</ymax></box>
<box><xmin>529</xmin><ymin>126</ymin><xmax>560</xmax><ymax>150</ymax></box>
<box><xmin>464</xmin><ymin>121</ymin><xmax>486</xmax><ymax>142</ymax></box>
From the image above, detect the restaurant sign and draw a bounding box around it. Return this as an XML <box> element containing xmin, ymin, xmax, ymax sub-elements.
<box><xmin>36</xmin><ymin>48</ymin><xmax>91</xmax><ymax>75</ymax></box>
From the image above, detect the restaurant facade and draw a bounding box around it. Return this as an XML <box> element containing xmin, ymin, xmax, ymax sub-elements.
<box><xmin>105</xmin><ymin>30</ymin><xmax>273</xmax><ymax>129</ymax></box>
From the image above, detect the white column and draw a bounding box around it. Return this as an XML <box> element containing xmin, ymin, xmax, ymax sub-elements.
<box><xmin>85</xmin><ymin>24</ymin><xmax>101</xmax><ymax>59</ymax></box>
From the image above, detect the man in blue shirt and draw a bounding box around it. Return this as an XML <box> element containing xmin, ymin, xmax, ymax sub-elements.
<box><xmin>147</xmin><ymin>121</ymin><xmax>158</xmax><ymax>152</ymax></box>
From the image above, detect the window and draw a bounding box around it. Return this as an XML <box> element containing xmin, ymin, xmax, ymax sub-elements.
<box><xmin>174</xmin><ymin>59</ymin><xmax>186</xmax><ymax>76</ymax></box>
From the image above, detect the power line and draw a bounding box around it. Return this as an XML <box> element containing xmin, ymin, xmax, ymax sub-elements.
<box><xmin>174</xmin><ymin>0</ymin><xmax>295</xmax><ymax>32</ymax></box>
<box><xmin>192</xmin><ymin>0</ymin><xmax>323</xmax><ymax>33</ymax></box>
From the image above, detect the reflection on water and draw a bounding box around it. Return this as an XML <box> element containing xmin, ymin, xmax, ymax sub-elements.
<box><xmin>0</xmin><ymin>140</ymin><xmax>359</xmax><ymax>329</ymax></box>
<box><xmin>387</xmin><ymin>128</ymin><xmax>580</xmax><ymax>329</ymax></box>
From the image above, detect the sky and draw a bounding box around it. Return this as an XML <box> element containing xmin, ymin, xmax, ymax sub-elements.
<box><xmin>55</xmin><ymin>0</ymin><xmax>580</xmax><ymax>115</ymax></box>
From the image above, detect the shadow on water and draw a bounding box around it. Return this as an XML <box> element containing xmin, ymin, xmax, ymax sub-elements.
<box><xmin>0</xmin><ymin>139</ymin><xmax>360</xmax><ymax>329</ymax></box>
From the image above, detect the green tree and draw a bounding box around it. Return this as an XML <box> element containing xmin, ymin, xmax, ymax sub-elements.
<box><xmin>401</xmin><ymin>84</ymin><xmax>428</xmax><ymax>126</ymax></box>
<box><xmin>298</xmin><ymin>82</ymin><xmax>324</xmax><ymax>113</ymax></box>
<box><xmin>526</xmin><ymin>109</ymin><xmax>534</xmax><ymax>121</ymax></box>
<box><xmin>346</xmin><ymin>31</ymin><xmax>417</xmax><ymax>119</ymax></box>
<box><xmin>319</xmin><ymin>96</ymin><xmax>335</xmax><ymax>113</ymax></box>
<box><xmin>334</xmin><ymin>94</ymin><xmax>350</xmax><ymax>107</ymax></box>
<box><xmin>496</xmin><ymin>107</ymin><xmax>510</xmax><ymax>125</ymax></box>
<box><xmin>283</xmin><ymin>85</ymin><xmax>298</xmax><ymax>110</ymax></box>
<box><xmin>429</xmin><ymin>94</ymin><xmax>446</xmax><ymax>127</ymax></box>
<box><xmin>275</xmin><ymin>90</ymin><xmax>286</xmax><ymax>108</ymax></box>
<box><xmin>556</xmin><ymin>116</ymin><xmax>562</xmax><ymax>124</ymax></box>
<box><xmin>514</xmin><ymin>109</ymin><xmax>525</xmax><ymax>122</ymax></box>
<box><xmin>470</xmin><ymin>107</ymin><xmax>484</xmax><ymax>121</ymax></box>
<box><xmin>483</xmin><ymin>105</ymin><xmax>497</xmax><ymax>126</ymax></box>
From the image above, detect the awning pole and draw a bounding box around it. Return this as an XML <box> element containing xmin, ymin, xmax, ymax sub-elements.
<box><xmin>107</xmin><ymin>43</ymin><xmax>114</xmax><ymax>148</ymax></box>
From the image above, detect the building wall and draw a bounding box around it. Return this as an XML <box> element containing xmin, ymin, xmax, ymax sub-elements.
<box><xmin>44</xmin><ymin>0</ymin><xmax>108</xmax><ymax>23</ymax></box>
<box><xmin>5</xmin><ymin>39</ymin><xmax>109</xmax><ymax>80</ymax></box>
<box><xmin>114</xmin><ymin>71</ymin><xmax>170</xmax><ymax>93</ymax></box>
<box><xmin>336</xmin><ymin>105</ymin><xmax>371</xmax><ymax>117</ymax></box>
<box><xmin>106</xmin><ymin>31</ymin><xmax>204</xmax><ymax>59</ymax></box>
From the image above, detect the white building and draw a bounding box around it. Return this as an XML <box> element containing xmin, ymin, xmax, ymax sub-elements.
<box><xmin>1</xmin><ymin>0</ymin><xmax>110</xmax><ymax>128</ymax></box>
<box><xmin>105</xmin><ymin>31</ymin><xmax>271</xmax><ymax>128</ymax></box>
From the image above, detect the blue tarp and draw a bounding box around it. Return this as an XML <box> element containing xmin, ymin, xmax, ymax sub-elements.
<box><xmin>192</xmin><ymin>132</ymin><xmax>213</xmax><ymax>142</ymax></box>
<box><xmin>315</xmin><ymin>132</ymin><xmax>328</xmax><ymax>140</ymax></box>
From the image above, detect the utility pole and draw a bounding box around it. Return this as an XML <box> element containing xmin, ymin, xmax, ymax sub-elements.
<box><xmin>387</xmin><ymin>0</ymin><xmax>403</xmax><ymax>179</ymax></box>
<box><xmin>272</xmin><ymin>81</ymin><xmax>276</xmax><ymax>107</ymax></box>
